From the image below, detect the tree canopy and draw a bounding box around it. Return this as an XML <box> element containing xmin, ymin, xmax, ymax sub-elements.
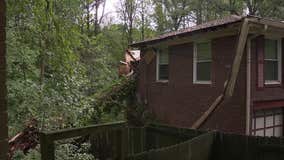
<box><xmin>6</xmin><ymin>0</ymin><xmax>284</xmax><ymax>159</ymax></box>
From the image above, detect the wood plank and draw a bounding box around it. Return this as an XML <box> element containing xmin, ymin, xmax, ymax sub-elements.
<box><xmin>42</xmin><ymin>121</ymin><xmax>126</xmax><ymax>141</ymax></box>
<box><xmin>191</xmin><ymin>19</ymin><xmax>250</xmax><ymax>129</ymax></box>
<box><xmin>225</xmin><ymin>18</ymin><xmax>250</xmax><ymax>98</ymax></box>
<box><xmin>191</xmin><ymin>95</ymin><xmax>224</xmax><ymax>129</ymax></box>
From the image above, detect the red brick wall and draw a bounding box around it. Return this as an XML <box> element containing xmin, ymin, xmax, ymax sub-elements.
<box><xmin>251</xmin><ymin>36</ymin><xmax>284</xmax><ymax>105</ymax></box>
<box><xmin>137</xmin><ymin>35</ymin><xmax>247</xmax><ymax>134</ymax></box>
<box><xmin>0</xmin><ymin>0</ymin><xmax>8</xmax><ymax>159</ymax></box>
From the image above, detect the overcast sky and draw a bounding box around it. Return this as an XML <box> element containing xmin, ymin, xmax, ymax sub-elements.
<box><xmin>105</xmin><ymin>0</ymin><xmax>118</xmax><ymax>13</ymax></box>
<box><xmin>102</xmin><ymin>0</ymin><xmax>120</xmax><ymax>24</ymax></box>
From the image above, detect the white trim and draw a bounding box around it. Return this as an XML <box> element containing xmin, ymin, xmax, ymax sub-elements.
<box><xmin>156</xmin><ymin>49</ymin><xmax>169</xmax><ymax>82</ymax></box>
<box><xmin>278</xmin><ymin>39</ymin><xmax>282</xmax><ymax>83</ymax></box>
<box><xmin>264</xmin><ymin>81</ymin><xmax>281</xmax><ymax>85</ymax></box>
<box><xmin>193</xmin><ymin>43</ymin><xmax>197</xmax><ymax>83</ymax></box>
<box><xmin>264</xmin><ymin>38</ymin><xmax>282</xmax><ymax>85</ymax></box>
<box><xmin>193</xmin><ymin>42</ymin><xmax>212</xmax><ymax>84</ymax></box>
<box><xmin>156</xmin><ymin>51</ymin><xmax>160</xmax><ymax>81</ymax></box>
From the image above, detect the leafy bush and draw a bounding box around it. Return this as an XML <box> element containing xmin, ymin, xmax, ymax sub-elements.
<box><xmin>12</xmin><ymin>148</ymin><xmax>41</xmax><ymax>160</ymax></box>
<box><xmin>56</xmin><ymin>143</ymin><xmax>95</xmax><ymax>160</ymax></box>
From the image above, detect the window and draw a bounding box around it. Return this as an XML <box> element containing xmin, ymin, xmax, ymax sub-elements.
<box><xmin>193</xmin><ymin>42</ymin><xmax>212</xmax><ymax>84</ymax></box>
<box><xmin>156</xmin><ymin>49</ymin><xmax>169</xmax><ymax>81</ymax></box>
<box><xmin>251</xmin><ymin>108</ymin><xmax>283</xmax><ymax>137</ymax></box>
<box><xmin>264</xmin><ymin>38</ymin><xmax>282</xmax><ymax>84</ymax></box>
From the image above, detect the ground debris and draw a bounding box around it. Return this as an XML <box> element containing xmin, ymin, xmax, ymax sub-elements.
<box><xmin>9</xmin><ymin>119</ymin><xmax>39</xmax><ymax>159</ymax></box>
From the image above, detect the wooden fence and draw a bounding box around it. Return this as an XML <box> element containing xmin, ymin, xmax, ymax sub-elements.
<box><xmin>212</xmin><ymin>132</ymin><xmax>284</xmax><ymax>160</ymax></box>
<box><xmin>127</xmin><ymin>132</ymin><xmax>214</xmax><ymax>160</ymax></box>
<box><xmin>40</xmin><ymin>122</ymin><xmax>284</xmax><ymax>160</ymax></box>
<box><xmin>128</xmin><ymin>124</ymin><xmax>284</xmax><ymax>160</ymax></box>
<box><xmin>40</xmin><ymin>121</ymin><xmax>127</xmax><ymax>160</ymax></box>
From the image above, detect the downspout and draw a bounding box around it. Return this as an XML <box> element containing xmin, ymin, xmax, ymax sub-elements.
<box><xmin>246</xmin><ymin>38</ymin><xmax>251</xmax><ymax>135</ymax></box>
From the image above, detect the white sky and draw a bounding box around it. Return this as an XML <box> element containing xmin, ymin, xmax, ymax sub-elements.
<box><xmin>105</xmin><ymin>0</ymin><xmax>119</xmax><ymax>13</ymax></box>
<box><xmin>102</xmin><ymin>0</ymin><xmax>120</xmax><ymax>24</ymax></box>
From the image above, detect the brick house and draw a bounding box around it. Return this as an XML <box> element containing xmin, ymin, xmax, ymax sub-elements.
<box><xmin>131</xmin><ymin>15</ymin><xmax>284</xmax><ymax>137</ymax></box>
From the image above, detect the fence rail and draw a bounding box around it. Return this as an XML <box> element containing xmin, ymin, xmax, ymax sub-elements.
<box><xmin>40</xmin><ymin>122</ymin><xmax>284</xmax><ymax>160</ymax></box>
<box><xmin>40</xmin><ymin>121</ymin><xmax>126</xmax><ymax>160</ymax></box>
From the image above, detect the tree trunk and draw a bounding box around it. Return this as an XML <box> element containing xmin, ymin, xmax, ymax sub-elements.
<box><xmin>0</xmin><ymin>1</ymin><xmax>8</xmax><ymax>159</ymax></box>
<box><xmin>86</xmin><ymin>1</ymin><xmax>90</xmax><ymax>35</ymax></box>
<box><xmin>141</xmin><ymin>11</ymin><xmax>145</xmax><ymax>40</ymax></box>
<box><xmin>94</xmin><ymin>2</ymin><xmax>99</xmax><ymax>35</ymax></box>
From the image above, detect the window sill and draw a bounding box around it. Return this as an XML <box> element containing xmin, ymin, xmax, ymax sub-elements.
<box><xmin>156</xmin><ymin>80</ymin><xmax>169</xmax><ymax>83</ymax></box>
<box><xmin>265</xmin><ymin>81</ymin><xmax>281</xmax><ymax>84</ymax></box>
<box><xmin>264</xmin><ymin>81</ymin><xmax>282</xmax><ymax>87</ymax></box>
<box><xmin>193</xmin><ymin>81</ymin><xmax>212</xmax><ymax>85</ymax></box>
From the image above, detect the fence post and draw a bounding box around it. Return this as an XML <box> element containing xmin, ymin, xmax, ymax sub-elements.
<box><xmin>40</xmin><ymin>132</ymin><xmax>55</xmax><ymax>160</ymax></box>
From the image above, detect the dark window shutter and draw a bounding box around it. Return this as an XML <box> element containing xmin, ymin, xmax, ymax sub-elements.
<box><xmin>256</xmin><ymin>36</ymin><xmax>264</xmax><ymax>88</ymax></box>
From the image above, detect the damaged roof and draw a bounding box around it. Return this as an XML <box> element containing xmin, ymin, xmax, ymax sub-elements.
<box><xmin>130</xmin><ymin>15</ymin><xmax>243</xmax><ymax>47</ymax></box>
<box><xmin>130</xmin><ymin>15</ymin><xmax>284</xmax><ymax>47</ymax></box>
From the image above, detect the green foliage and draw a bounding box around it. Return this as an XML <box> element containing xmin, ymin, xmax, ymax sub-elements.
<box><xmin>12</xmin><ymin>143</ymin><xmax>95</xmax><ymax>160</ymax></box>
<box><xmin>7</xmin><ymin>0</ymin><xmax>127</xmax><ymax>137</ymax></box>
<box><xmin>7</xmin><ymin>0</ymin><xmax>284</xmax><ymax>159</ymax></box>
<box><xmin>12</xmin><ymin>148</ymin><xmax>41</xmax><ymax>160</ymax></box>
<box><xmin>56</xmin><ymin>143</ymin><xmax>95</xmax><ymax>160</ymax></box>
<box><xmin>91</xmin><ymin>77</ymin><xmax>136</xmax><ymax>123</ymax></box>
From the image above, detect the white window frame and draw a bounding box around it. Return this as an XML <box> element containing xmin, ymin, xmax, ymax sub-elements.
<box><xmin>264</xmin><ymin>37</ymin><xmax>282</xmax><ymax>85</ymax></box>
<box><xmin>156</xmin><ymin>49</ymin><xmax>169</xmax><ymax>82</ymax></box>
<box><xmin>193</xmin><ymin>41</ymin><xmax>212</xmax><ymax>84</ymax></box>
<box><xmin>251</xmin><ymin>108</ymin><xmax>283</xmax><ymax>137</ymax></box>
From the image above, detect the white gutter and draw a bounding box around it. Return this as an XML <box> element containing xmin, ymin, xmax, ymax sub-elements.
<box><xmin>246</xmin><ymin>37</ymin><xmax>251</xmax><ymax>135</ymax></box>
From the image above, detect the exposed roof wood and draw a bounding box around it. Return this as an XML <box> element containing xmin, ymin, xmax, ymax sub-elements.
<box><xmin>126</xmin><ymin>49</ymin><xmax>138</xmax><ymax>62</ymax></box>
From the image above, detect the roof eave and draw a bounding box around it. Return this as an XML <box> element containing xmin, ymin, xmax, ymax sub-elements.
<box><xmin>130</xmin><ymin>16</ymin><xmax>284</xmax><ymax>48</ymax></box>
<box><xmin>130</xmin><ymin>18</ymin><xmax>244</xmax><ymax>48</ymax></box>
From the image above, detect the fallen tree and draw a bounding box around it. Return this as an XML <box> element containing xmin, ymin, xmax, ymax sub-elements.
<box><xmin>9</xmin><ymin>119</ymin><xmax>39</xmax><ymax>159</ymax></box>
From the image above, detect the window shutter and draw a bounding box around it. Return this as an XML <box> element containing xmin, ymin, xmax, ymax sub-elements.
<box><xmin>257</xmin><ymin>36</ymin><xmax>264</xmax><ymax>88</ymax></box>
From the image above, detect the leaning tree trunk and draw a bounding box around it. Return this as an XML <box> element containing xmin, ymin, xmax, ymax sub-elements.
<box><xmin>0</xmin><ymin>1</ymin><xmax>8</xmax><ymax>159</ymax></box>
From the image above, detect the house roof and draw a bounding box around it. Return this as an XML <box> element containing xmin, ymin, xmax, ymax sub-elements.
<box><xmin>130</xmin><ymin>15</ymin><xmax>284</xmax><ymax>47</ymax></box>
<box><xmin>130</xmin><ymin>15</ymin><xmax>243</xmax><ymax>47</ymax></box>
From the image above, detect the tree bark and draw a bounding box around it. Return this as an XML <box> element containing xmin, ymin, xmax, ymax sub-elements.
<box><xmin>0</xmin><ymin>0</ymin><xmax>8</xmax><ymax>159</ymax></box>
